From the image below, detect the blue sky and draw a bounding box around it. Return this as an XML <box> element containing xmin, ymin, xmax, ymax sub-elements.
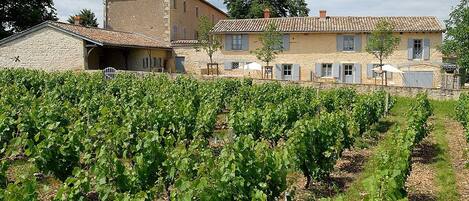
<box><xmin>54</xmin><ymin>0</ymin><xmax>460</xmax><ymax>27</ymax></box>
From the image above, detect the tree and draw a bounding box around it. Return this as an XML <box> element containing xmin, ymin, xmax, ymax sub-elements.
<box><xmin>441</xmin><ymin>0</ymin><xmax>469</xmax><ymax>71</ymax></box>
<box><xmin>224</xmin><ymin>0</ymin><xmax>309</xmax><ymax>19</ymax></box>
<box><xmin>194</xmin><ymin>16</ymin><xmax>222</xmax><ymax>65</ymax></box>
<box><xmin>251</xmin><ymin>23</ymin><xmax>283</xmax><ymax>69</ymax></box>
<box><xmin>67</xmin><ymin>9</ymin><xmax>99</xmax><ymax>27</ymax></box>
<box><xmin>0</xmin><ymin>0</ymin><xmax>58</xmax><ymax>39</ymax></box>
<box><xmin>366</xmin><ymin>20</ymin><xmax>400</xmax><ymax>85</ymax></box>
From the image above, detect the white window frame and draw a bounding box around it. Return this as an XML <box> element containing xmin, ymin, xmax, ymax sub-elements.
<box><xmin>283</xmin><ymin>64</ymin><xmax>292</xmax><ymax>76</ymax></box>
<box><xmin>344</xmin><ymin>64</ymin><xmax>353</xmax><ymax>76</ymax></box>
<box><xmin>413</xmin><ymin>39</ymin><xmax>423</xmax><ymax>59</ymax></box>
<box><xmin>321</xmin><ymin>63</ymin><xmax>333</xmax><ymax>77</ymax></box>
<box><xmin>232</xmin><ymin>35</ymin><xmax>243</xmax><ymax>50</ymax></box>
<box><xmin>343</xmin><ymin>35</ymin><xmax>355</xmax><ymax>51</ymax></box>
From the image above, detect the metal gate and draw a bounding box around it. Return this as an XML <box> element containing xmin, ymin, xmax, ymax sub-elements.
<box><xmin>403</xmin><ymin>71</ymin><xmax>433</xmax><ymax>88</ymax></box>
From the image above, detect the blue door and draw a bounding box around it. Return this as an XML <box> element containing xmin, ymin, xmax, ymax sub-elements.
<box><xmin>176</xmin><ymin>57</ymin><xmax>185</xmax><ymax>73</ymax></box>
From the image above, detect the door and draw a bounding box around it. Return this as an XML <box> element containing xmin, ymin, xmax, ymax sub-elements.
<box><xmin>403</xmin><ymin>71</ymin><xmax>433</xmax><ymax>88</ymax></box>
<box><xmin>343</xmin><ymin>64</ymin><xmax>354</xmax><ymax>83</ymax></box>
<box><xmin>175</xmin><ymin>57</ymin><xmax>185</xmax><ymax>73</ymax></box>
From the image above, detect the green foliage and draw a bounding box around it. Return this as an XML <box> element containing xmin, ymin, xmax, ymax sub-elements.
<box><xmin>287</xmin><ymin>112</ymin><xmax>350</xmax><ymax>188</ymax></box>
<box><xmin>67</xmin><ymin>9</ymin><xmax>99</xmax><ymax>27</ymax></box>
<box><xmin>0</xmin><ymin>69</ymin><xmax>392</xmax><ymax>200</ymax></box>
<box><xmin>195</xmin><ymin>16</ymin><xmax>222</xmax><ymax>64</ymax></box>
<box><xmin>251</xmin><ymin>23</ymin><xmax>283</xmax><ymax>67</ymax></box>
<box><xmin>366</xmin><ymin>20</ymin><xmax>401</xmax><ymax>67</ymax></box>
<box><xmin>224</xmin><ymin>0</ymin><xmax>309</xmax><ymax>19</ymax></box>
<box><xmin>0</xmin><ymin>0</ymin><xmax>58</xmax><ymax>39</ymax></box>
<box><xmin>441</xmin><ymin>0</ymin><xmax>469</xmax><ymax>70</ymax></box>
<box><xmin>360</xmin><ymin>93</ymin><xmax>432</xmax><ymax>200</ymax></box>
<box><xmin>455</xmin><ymin>92</ymin><xmax>469</xmax><ymax>141</ymax></box>
<box><xmin>0</xmin><ymin>177</ymin><xmax>38</xmax><ymax>201</ymax></box>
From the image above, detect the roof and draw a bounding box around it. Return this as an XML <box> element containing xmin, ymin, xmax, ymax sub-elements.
<box><xmin>200</xmin><ymin>0</ymin><xmax>228</xmax><ymax>17</ymax></box>
<box><xmin>0</xmin><ymin>21</ymin><xmax>171</xmax><ymax>49</ymax></box>
<box><xmin>212</xmin><ymin>16</ymin><xmax>446</xmax><ymax>34</ymax></box>
<box><xmin>171</xmin><ymin>40</ymin><xmax>199</xmax><ymax>47</ymax></box>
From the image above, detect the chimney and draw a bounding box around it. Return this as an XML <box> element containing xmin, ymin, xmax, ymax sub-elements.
<box><xmin>263</xmin><ymin>8</ymin><xmax>271</xmax><ymax>18</ymax></box>
<box><xmin>319</xmin><ymin>10</ymin><xmax>327</xmax><ymax>19</ymax></box>
<box><xmin>74</xmin><ymin>15</ymin><xmax>81</xmax><ymax>26</ymax></box>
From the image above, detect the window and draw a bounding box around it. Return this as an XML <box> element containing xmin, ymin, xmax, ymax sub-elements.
<box><xmin>196</xmin><ymin>7</ymin><xmax>199</xmax><ymax>17</ymax></box>
<box><xmin>321</xmin><ymin>63</ymin><xmax>332</xmax><ymax>77</ymax></box>
<box><xmin>183</xmin><ymin>1</ymin><xmax>186</xmax><ymax>12</ymax></box>
<box><xmin>232</xmin><ymin>35</ymin><xmax>242</xmax><ymax>50</ymax></box>
<box><xmin>343</xmin><ymin>35</ymin><xmax>355</xmax><ymax>51</ymax></box>
<box><xmin>143</xmin><ymin>58</ymin><xmax>150</xmax><ymax>68</ymax></box>
<box><xmin>413</xmin><ymin>39</ymin><xmax>423</xmax><ymax>59</ymax></box>
<box><xmin>232</xmin><ymin>62</ymin><xmax>240</xmax><ymax>69</ymax></box>
<box><xmin>283</xmin><ymin>64</ymin><xmax>292</xmax><ymax>76</ymax></box>
<box><xmin>172</xmin><ymin>0</ymin><xmax>177</xmax><ymax>9</ymax></box>
<box><xmin>344</xmin><ymin>64</ymin><xmax>353</xmax><ymax>76</ymax></box>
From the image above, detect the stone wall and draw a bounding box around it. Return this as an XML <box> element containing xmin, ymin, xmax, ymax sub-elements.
<box><xmin>106</xmin><ymin>0</ymin><xmax>170</xmax><ymax>42</ymax></box>
<box><xmin>0</xmin><ymin>27</ymin><xmax>85</xmax><ymax>71</ymax></box>
<box><xmin>250</xmin><ymin>78</ymin><xmax>462</xmax><ymax>101</ymax></box>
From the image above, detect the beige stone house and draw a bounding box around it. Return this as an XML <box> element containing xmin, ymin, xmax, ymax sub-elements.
<box><xmin>200</xmin><ymin>11</ymin><xmax>445</xmax><ymax>88</ymax></box>
<box><xmin>0</xmin><ymin>21</ymin><xmax>172</xmax><ymax>71</ymax></box>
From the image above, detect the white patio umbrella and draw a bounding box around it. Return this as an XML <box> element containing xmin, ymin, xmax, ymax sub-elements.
<box><xmin>372</xmin><ymin>64</ymin><xmax>404</xmax><ymax>74</ymax></box>
<box><xmin>242</xmin><ymin>62</ymin><xmax>262</xmax><ymax>71</ymax></box>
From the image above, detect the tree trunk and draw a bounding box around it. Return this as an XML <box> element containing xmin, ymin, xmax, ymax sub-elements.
<box><xmin>301</xmin><ymin>163</ymin><xmax>311</xmax><ymax>189</ymax></box>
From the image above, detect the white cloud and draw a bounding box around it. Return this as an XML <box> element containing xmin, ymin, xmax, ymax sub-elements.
<box><xmin>53</xmin><ymin>0</ymin><xmax>460</xmax><ymax>27</ymax></box>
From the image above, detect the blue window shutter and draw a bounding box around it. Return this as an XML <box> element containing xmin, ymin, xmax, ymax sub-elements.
<box><xmin>315</xmin><ymin>63</ymin><xmax>322</xmax><ymax>77</ymax></box>
<box><xmin>292</xmin><ymin>64</ymin><xmax>300</xmax><ymax>81</ymax></box>
<box><xmin>354</xmin><ymin>63</ymin><xmax>362</xmax><ymax>83</ymax></box>
<box><xmin>275</xmin><ymin>64</ymin><xmax>283</xmax><ymax>80</ymax></box>
<box><xmin>283</xmin><ymin>34</ymin><xmax>290</xmax><ymax>51</ymax></box>
<box><xmin>408</xmin><ymin>38</ymin><xmax>413</xmax><ymax>60</ymax></box>
<box><xmin>242</xmin><ymin>34</ymin><xmax>249</xmax><ymax>51</ymax></box>
<box><xmin>224</xmin><ymin>61</ymin><xmax>232</xmax><ymax>70</ymax></box>
<box><xmin>332</xmin><ymin>63</ymin><xmax>340</xmax><ymax>78</ymax></box>
<box><xmin>354</xmin><ymin>34</ymin><xmax>362</xmax><ymax>52</ymax></box>
<box><xmin>225</xmin><ymin>35</ymin><xmax>232</xmax><ymax>51</ymax></box>
<box><xmin>367</xmin><ymin>64</ymin><xmax>374</xmax><ymax>78</ymax></box>
<box><xmin>423</xmin><ymin>38</ymin><xmax>431</xmax><ymax>60</ymax></box>
<box><xmin>337</xmin><ymin>35</ymin><xmax>344</xmax><ymax>51</ymax></box>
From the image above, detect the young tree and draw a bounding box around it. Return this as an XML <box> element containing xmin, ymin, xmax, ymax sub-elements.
<box><xmin>0</xmin><ymin>0</ymin><xmax>58</xmax><ymax>39</ymax></box>
<box><xmin>441</xmin><ymin>0</ymin><xmax>469</xmax><ymax>71</ymax></box>
<box><xmin>366</xmin><ymin>20</ymin><xmax>400</xmax><ymax>85</ymax></box>
<box><xmin>251</xmin><ymin>23</ymin><xmax>283</xmax><ymax>68</ymax></box>
<box><xmin>67</xmin><ymin>9</ymin><xmax>99</xmax><ymax>27</ymax></box>
<box><xmin>194</xmin><ymin>16</ymin><xmax>222</xmax><ymax>65</ymax></box>
<box><xmin>224</xmin><ymin>0</ymin><xmax>309</xmax><ymax>19</ymax></box>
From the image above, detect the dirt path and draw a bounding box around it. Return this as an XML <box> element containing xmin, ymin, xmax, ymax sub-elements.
<box><xmin>445</xmin><ymin>119</ymin><xmax>469</xmax><ymax>200</ymax></box>
<box><xmin>405</xmin><ymin>134</ymin><xmax>438</xmax><ymax>201</ymax></box>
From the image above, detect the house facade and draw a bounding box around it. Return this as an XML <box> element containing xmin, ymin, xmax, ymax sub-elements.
<box><xmin>0</xmin><ymin>21</ymin><xmax>173</xmax><ymax>72</ymax></box>
<box><xmin>105</xmin><ymin>0</ymin><xmax>228</xmax><ymax>42</ymax></box>
<box><xmin>199</xmin><ymin>11</ymin><xmax>445</xmax><ymax>88</ymax></box>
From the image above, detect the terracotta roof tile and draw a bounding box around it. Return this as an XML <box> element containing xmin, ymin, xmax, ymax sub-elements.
<box><xmin>50</xmin><ymin>22</ymin><xmax>171</xmax><ymax>48</ymax></box>
<box><xmin>212</xmin><ymin>16</ymin><xmax>445</xmax><ymax>33</ymax></box>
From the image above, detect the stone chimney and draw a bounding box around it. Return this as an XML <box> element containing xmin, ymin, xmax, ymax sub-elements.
<box><xmin>264</xmin><ymin>8</ymin><xmax>271</xmax><ymax>19</ymax></box>
<box><xmin>74</xmin><ymin>16</ymin><xmax>81</xmax><ymax>26</ymax></box>
<box><xmin>319</xmin><ymin>10</ymin><xmax>327</xmax><ymax>19</ymax></box>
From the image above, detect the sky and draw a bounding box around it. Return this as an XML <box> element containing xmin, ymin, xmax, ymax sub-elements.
<box><xmin>54</xmin><ymin>0</ymin><xmax>461</xmax><ymax>27</ymax></box>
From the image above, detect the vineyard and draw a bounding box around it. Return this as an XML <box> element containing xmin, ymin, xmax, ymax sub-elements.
<box><xmin>0</xmin><ymin>69</ymin><xmax>458</xmax><ymax>201</ymax></box>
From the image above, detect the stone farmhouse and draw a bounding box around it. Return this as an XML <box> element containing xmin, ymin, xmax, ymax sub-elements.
<box><xmin>0</xmin><ymin>1</ymin><xmax>447</xmax><ymax>88</ymax></box>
